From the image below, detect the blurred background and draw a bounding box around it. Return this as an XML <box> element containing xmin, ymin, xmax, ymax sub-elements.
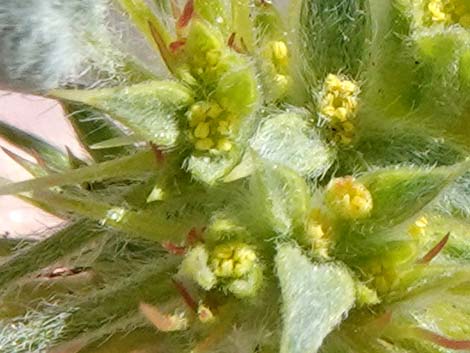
<box><xmin>0</xmin><ymin>91</ymin><xmax>87</xmax><ymax>238</ymax></box>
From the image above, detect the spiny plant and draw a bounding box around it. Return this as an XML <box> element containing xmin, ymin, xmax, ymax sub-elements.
<box><xmin>0</xmin><ymin>0</ymin><xmax>470</xmax><ymax>352</ymax></box>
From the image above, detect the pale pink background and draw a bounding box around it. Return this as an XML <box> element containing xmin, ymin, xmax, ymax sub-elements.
<box><xmin>0</xmin><ymin>91</ymin><xmax>87</xmax><ymax>238</ymax></box>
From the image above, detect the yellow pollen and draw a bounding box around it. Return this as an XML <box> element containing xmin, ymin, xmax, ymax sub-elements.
<box><xmin>270</xmin><ymin>41</ymin><xmax>288</xmax><ymax>62</ymax></box>
<box><xmin>206</xmin><ymin>49</ymin><xmax>222</xmax><ymax>67</ymax></box>
<box><xmin>426</xmin><ymin>0</ymin><xmax>470</xmax><ymax>27</ymax></box>
<box><xmin>427</xmin><ymin>0</ymin><xmax>451</xmax><ymax>23</ymax></box>
<box><xmin>408</xmin><ymin>216</ymin><xmax>429</xmax><ymax>238</ymax></box>
<box><xmin>274</xmin><ymin>74</ymin><xmax>289</xmax><ymax>88</ymax></box>
<box><xmin>188</xmin><ymin>101</ymin><xmax>237</xmax><ymax>153</ymax></box>
<box><xmin>206</xmin><ymin>102</ymin><xmax>223</xmax><ymax>119</ymax></box>
<box><xmin>319</xmin><ymin>74</ymin><xmax>360</xmax><ymax>145</ymax></box>
<box><xmin>216</xmin><ymin>138</ymin><xmax>233</xmax><ymax>152</ymax></box>
<box><xmin>195</xmin><ymin>138</ymin><xmax>214</xmax><ymax>151</ymax></box>
<box><xmin>194</xmin><ymin>122</ymin><xmax>210</xmax><ymax>139</ymax></box>
<box><xmin>325</xmin><ymin>176</ymin><xmax>373</xmax><ymax>219</ymax></box>
<box><xmin>306</xmin><ymin>208</ymin><xmax>332</xmax><ymax>259</ymax></box>
<box><xmin>211</xmin><ymin>243</ymin><xmax>257</xmax><ymax>279</ymax></box>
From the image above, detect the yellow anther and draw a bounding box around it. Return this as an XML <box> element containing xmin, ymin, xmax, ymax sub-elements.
<box><xmin>325</xmin><ymin>176</ymin><xmax>373</xmax><ymax>219</ymax></box>
<box><xmin>408</xmin><ymin>216</ymin><xmax>429</xmax><ymax>238</ymax></box>
<box><xmin>319</xmin><ymin>74</ymin><xmax>360</xmax><ymax>144</ymax></box>
<box><xmin>188</xmin><ymin>100</ymin><xmax>238</xmax><ymax>153</ymax></box>
<box><xmin>270</xmin><ymin>41</ymin><xmax>288</xmax><ymax>62</ymax></box>
<box><xmin>195</xmin><ymin>138</ymin><xmax>214</xmax><ymax>151</ymax></box>
<box><xmin>207</xmin><ymin>102</ymin><xmax>223</xmax><ymax>119</ymax></box>
<box><xmin>188</xmin><ymin>103</ymin><xmax>208</xmax><ymax>127</ymax></box>
<box><xmin>319</xmin><ymin>74</ymin><xmax>360</xmax><ymax>123</ymax></box>
<box><xmin>217</xmin><ymin>120</ymin><xmax>231</xmax><ymax>135</ymax></box>
<box><xmin>211</xmin><ymin>243</ymin><xmax>257</xmax><ymax>279</ymax></box>
<box><xmin>216</xmin><ymin>138</ymin><xmax>233</xmax><ymax>152</ymax></box>
<box><xmin>425</xmin><ymin>0</ymin><xmax>470</xmax><ymax>27</ymax></box>
<box><xmin>274</xmin><ymin>74</ymin><xmax>289</xmax><ymax>88</ymax></box>
<box><xmin>428</xmin><ymin>0</ymin><xmax>450</xmax><ymax>22</ymax></box>
<box><xmin>206</xmin><ymin>49</ymin><xmax>221</xmax><ymax>67</ymax></box>
<box><xmin>334</xmin><ymin>107</ymin><xmax>348</xmax><ymax>122</ymax></box>
<box><xmin>306</xmin><ymin>208</ymin><xmax>332</xmax><ymax>259</ymax></box>
<box><xmin>194</xmin><ymin>122</ymin><xmax>210</xmax><ymax>139</ymax></box>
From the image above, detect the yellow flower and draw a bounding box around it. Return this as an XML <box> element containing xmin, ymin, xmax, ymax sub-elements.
<box><xmin>325</xmin><ymin>176</ymin><xmax>373</xmax><ymax>219</ymax></box>
<box><xmin>187</xmin><ymin>101</ymin><xmax>237</xmax><ymax>152</ymax></box>
<box><xmin>426</xmin><ymin>0</ymin><xmax>470</xmax><ymax>27</ymax></box>
<box><xmin>428</xmin><ymin>0</ymin><xmax>450</xmax><ymax>23</ymax></box>
<box><xmin>305</xmin><ymin>208</ymin><xmax>333</xmax><ymax>259</ymax></box>
<box><xmin>318</xmin><ymin>74</ymin><xmax>360</xmax><ymax>145</ymax></box>
<box><xmin>211</xmin><ymin>242</ymin><xmax>257</xmax><ymax>279</ymax></box>
<box><xmin>408</xmin><ymin>216</ymin><xmax>429</xmax><ymax>238</ymax></box>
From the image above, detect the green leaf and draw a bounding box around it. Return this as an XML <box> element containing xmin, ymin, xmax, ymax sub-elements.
<box><xmin>1</xmin><ymin>147</ymin><xmax>47</xmax><ymax>177</ymax></box>
<box><xmin>249</xmin><ymin>160</ymin><xmax>310</xmax><ymax>237</ymax></box>
<box><xmin>333</xmin><ymin>161</ymin><xmax>470</xmax><ymax>262</ymax></box>
<box><xmin>357</xmin><ymin>161</ymin><xmax>470</xmax><ymax>231</ymax></box>
<box><xmin>63</xmin><ymin>103</ymin><xmax>135</xmax><ymax>162</ymax></box>
<box><xmin>195</xmin><ymin>0</ymin><xmax>229</xmax><ymax>34</ymax></box>
<box><xmin>215</xmin><ymin>67</ymin><xmax>259</xmax><ymax>117</ymax></box>
<box><xmin>231</xmin><ymin>0</ymin><xmax>254</xmax><ymax>52</ymax></box>
<box><xmin>0</xmin><ymin>120</ymin><xmax>68</xmax><ymax>171</ymax></box>
<box><xmin>52</xmin><ymin>80</ymin><xmax>194</xmax><ymax>147</ymax></box>
<box><xmin>300</xmin><ymin>0</ymin><xmax>371</xmax><ymax>87</ymax></box>
<box><xmin>0</xmin><ymin>219</ymin><xmax>103</xmax><ymax>288</ymax></box>
<box><xmin>0</xmin><ymin>150</ymin><xmax>156</xmax><ymax>196</ymax></box>
<box><xmin>186</xmin><ymin>152</ymin><xmax>241</xmax><ymax>185</ymax></box>
<box><xmin>341</xmin><ymin>122</ymin><xmax>467</xmax><ymax>171</ymax></box>
<box><xmin>250</xmin><ymin>112</ymin><xmax>333</xmax><ymax>178</ymax></box>
<box><xmin>276</xmin><ymin>244</ymin><xmax>355</xmax><ymax>353</ymax></box>
<box><xmin>32</xmin><ymin>190</ymin><xmax>201</xmax><ymax>243</ymax></box>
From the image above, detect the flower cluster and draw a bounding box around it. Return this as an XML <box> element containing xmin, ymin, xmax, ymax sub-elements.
<box><xmin>318</xmin><ymin>74</ymin><xmax>360</xmax><ymax>145</ymax></box>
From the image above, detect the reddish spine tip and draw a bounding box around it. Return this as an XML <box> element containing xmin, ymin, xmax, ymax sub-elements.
<box><xmin>177</xmin><ymin>0</ymin><xmax>194</xmax><ymax>29</ymax></box>
<box><xmin>169</xmin><ymin>38</ymin><xmax>187</xmax><ymax>53</ymax></box>
<box><xmin>172</xmin><ymin>279</ymin><xmax>198</xmax><ymax>311</ymax></box>
<box><xmin>162</xmin><ymin>241</ymin><xmax>186</xmax><ymax>255</ymax></box>
<box><xmin>416</xmin><ymin>328</ymin><xmax>470</xmax><ymax>350</ymax></box>
<box><xmin>150</xmin><ymin>142</ymin><xmax>165</xmax><ymax>165</ymax></box>
<box><xmin>186</xmin><ymin>227</ymin><xmax>204</xmax><ymax>245</ymax></box>
<box><xmin>417</xmin><ymin>233</ymin><xmax>450</xmax><ymax>264</ymax></box>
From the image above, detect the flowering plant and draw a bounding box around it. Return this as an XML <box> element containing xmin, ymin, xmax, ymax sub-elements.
<box><xmin>0</xmin><ymin>0</ymin><xmax>470</xmax><ymax>352</ymax></box>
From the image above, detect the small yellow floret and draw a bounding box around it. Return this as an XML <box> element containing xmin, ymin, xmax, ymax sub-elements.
<box><xmin>319</xmin><ymin>74</ymin><xmax>360</xmax><ymax>145</ymax></box>
<box><xmin>207</xmin><ymin>102</ymin><xmax>223</xmax><ymax>119</ymax></box>
<box><xmin>306</xmin><ymin>208</ymin><xmax>332</xmax><ymax>259</ymax></box>
<box><xmin>325</xmin><ymin>176</ymin><xmax>373</xmax><ymax>219</ymax></box>
<box><xmin>320</xmin><ymin>74</ymin><xmax>360</xmax><ymax>123</ymax></box>
<box><xmin>195</xmin><ymin>138</ymin><xmax>214</xmax><ymax>151</ymax></box>
<box><xmin>217</xmin><ymin>120</ymin><xmax>231</xmax><ymax>135</ymax></box>
<box><xmin>206</xmin><ymin>49</ymin><xmax>222</xmax><ymax>67</ymax></box>
<box><xmin>211</xmin><ymin>243</ymin><xmax>257</xmax><ymax>279</ymax></box>
<box><xmin>426</xmin><ymin>0</ymin><xmax>470</xmax><ymax>27</ymax></box>
<box><xmin>428</xmin><ymin>0</ymin><xmax>450</xmax><ymax>22</ymax></box>
<box><xmin>274</xmin><ymin>74</ymin><xmax>289</xmax><ymax>88</ymax></box>
<box><xmin>187</xmin><ymin>101</ymin><xmax>237</xmax><ymax>152</ymax></box>
<box><xmin>194</xmin><ymin>122</ymin><xmax>210</xmax><ymax>139</ymax></box>
<box><xmin>408</xmin><ymin>216</ymin><xmax>429</xmax><ymax>238</ymax></box>
<box><xmin>216</xmin><ymin>138</ymin><xmax>233</xmax><ymax>152</ymax></box>
<box><xmin>270</xmin><ymin>41</ymin><xmax>288</xmax><ymax>62</ymax></box>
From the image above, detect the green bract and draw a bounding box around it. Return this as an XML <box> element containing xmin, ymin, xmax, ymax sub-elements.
<box><xmin>0</xmin><ymin>0</ymin><xmax>469</xmax><ymax>352</ymax></box>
